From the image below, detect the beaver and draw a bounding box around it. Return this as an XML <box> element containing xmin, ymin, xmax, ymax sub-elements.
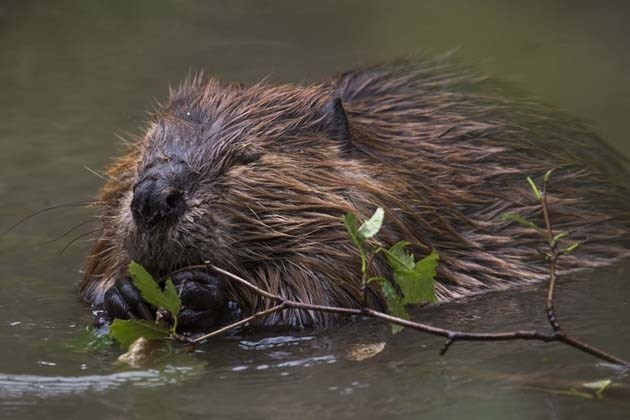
<box><xmin>82</xmin><ymin>57</ymin><xmax>630</xmax><ymax>333</ymax></box>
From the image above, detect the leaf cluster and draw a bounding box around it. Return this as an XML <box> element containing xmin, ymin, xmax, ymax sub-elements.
<box><xmin>109</xmin><ymin>262</ymin><xmax>182</xmax><ymax>348</ymax></box>
<box><xmin>501</xmin><ymin>174</ymin><xmax>580</xmax><ymax>255</ymax></box>
<box><xmin>343</xmin><ymin>208</ymin><xmax>439</xmax><ymax>333</ymax></box>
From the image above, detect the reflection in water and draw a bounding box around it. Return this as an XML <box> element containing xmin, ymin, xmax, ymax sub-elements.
<box><xmin>0</xmin><ymin>365</ymin><xmax>204</xmax><ymax>398</ymax></box>
<box><xmin>235</xmin><ymin>335</ymin><xmax>337</xmax><ymax>370</ymax></box>
<box><xmin>239</xmin><ymin>335</ymin><xmax>316</xmax><ymax>350</ymax></box>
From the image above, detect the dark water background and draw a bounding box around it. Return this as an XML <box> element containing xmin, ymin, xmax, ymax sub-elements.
<box><xmin>1</xmin><ymin>1</ymin><xmax>629</xmax><ymax>419</ymax></box>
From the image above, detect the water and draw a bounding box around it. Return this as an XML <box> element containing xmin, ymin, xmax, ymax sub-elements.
<box><xmin>1</xmin><ymin>1</ymin><xmax>629</xmax><ymax>418</ymax></box>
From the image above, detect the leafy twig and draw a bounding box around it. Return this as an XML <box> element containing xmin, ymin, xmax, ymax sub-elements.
<box><xmin>179</xmin><ymin>188</ymin><xmax>628</xmax><ymax>366</ymax></box>
<box><xmin>109</xmin><ymin>175</ymin><xmax>629</xmax><ymax>368</ymax></box>
<box><xmin>175</xmin><ymin>260</ymin><xmax>628</xmax><ymax>366</ymax></box>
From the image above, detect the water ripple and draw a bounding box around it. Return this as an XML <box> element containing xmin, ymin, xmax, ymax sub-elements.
<box><xmin>0</xmin><ymin>365</ymin><xmax>201</xmax><ymax>398</ymax></box>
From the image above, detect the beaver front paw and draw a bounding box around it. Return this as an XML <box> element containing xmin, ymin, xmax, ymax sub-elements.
<box><xmin>101</xmin><ymin>270</ymin><xmax>241</xmax><ymax>334</ymax></box>
<box><xmin>170</xmin><ymin>270</ymin><xmax>234</xmax><ymax>333</ymax></box>
<box><xmin>103</xmin><ymin>277</ymin><xmax>155</xmax><ymax>322</ymax></box>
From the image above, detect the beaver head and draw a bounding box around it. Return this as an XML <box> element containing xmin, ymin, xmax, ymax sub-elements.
<box><xmin>121</xmin><ymin>79</ymin><xmax>360</xmax><ymax>276</ymax></box>
<box><xmin>84</xmin><ymin>74</ymin><xmax>395</xmax><ymax>328</ymax></box>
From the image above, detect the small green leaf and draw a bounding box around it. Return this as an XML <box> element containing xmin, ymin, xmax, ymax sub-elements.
<box><xmin>358</xmin><ymin>207</ymin><xmax>384</xmax><ymax>239</ymax></box>
<box><xmin>408</xmin><ymin>251</ymin><xmax>439</xmax><ymax>304</ymax></box>
<box><xmin>128</xmin><ymin>261</ymin><xmax>180</xmax><ymax>319</ymax></box>
<box><xmin>383</xmin><ymin>243</ymin><xmax>438</xmax><ymax>304</ymax></box>
<box><xmin>343</xmin><ymin>213</ymin><xmax>362</xmax><ymax>248</ymax></box>
<box><xmin>527</xmin><ymin>176</ymin><xmax>542</xmax><ymax>200</ymax></box>
<box><xmin>367</xmin><ymin>276</ymin><xmax>387</xmax><ymax>284</ymax></box>
<box><xmin>128</xmin><ymin>261</ymin><xmax>164</xmax><ymax>307</ymax></box>
<box><xmin>109</xmin><ymin>319</ymin><xmax>170</xmax><ymax>348</ymax></box>
<box><xmin>500</xmin><ymin>212</ymin><xmax>544</xmax><ymax>233</ymax></box>
<box><xmin>562</xmin><ymin>242</ymin><xmax>580</xmax><ymax>254</ymax></box>
<box><xmin>543</xmin><ymin>169</ymin><xmax>555</xmax><ymax>183</ymax></box>
<box><xmin>552</xmin><ymin>231</ymin><xmax>569</xmax><ymax>244</ymax></box>
<box><xmin>383</xmin><ymin>240</ymin><xmax>414</xmax><ymax>270</ymax></box>
<box><xmin>380</xmin><ymin>280</ymin><xmax>409</xmax><ymax>334</ymax></box>
<box><xmin>162</xmin><ymin>278</ymin><xmax>182</xmax><ymax>321</ymax></box>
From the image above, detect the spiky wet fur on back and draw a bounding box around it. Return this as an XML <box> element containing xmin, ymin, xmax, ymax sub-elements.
<box><xmin>82</xmin><ymin>57</ymin><xmax>630</xmax><ymax>327</ymax></box>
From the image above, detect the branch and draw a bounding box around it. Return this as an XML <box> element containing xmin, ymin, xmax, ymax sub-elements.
<box><xmin>172</xmin><ymin>175</ymin><xmax>629</xmax><ymax>367</ymax></box>
<box><xmin>541</xmin><ymin>174</ymin><xmax>563</xmax><ymax>333</ymax></box>
<box><xmin>173</xmin><ymin>268</ymin><xmax>628</xmax><ymax>366</ymax></box>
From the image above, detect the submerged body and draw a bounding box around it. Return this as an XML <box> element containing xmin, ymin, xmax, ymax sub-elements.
<box><xmin>82</xmin><ymin>58</ymin><xmax>630</xmax><ymax>331</ymax></box>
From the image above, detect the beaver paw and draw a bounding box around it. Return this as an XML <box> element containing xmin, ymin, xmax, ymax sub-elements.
<box><xmin>170</xmin><ymin>270</ymin><xmax>238</xmax><ymax>333</ymax></box>
<box><xmin>103</xmin><ymin>277</ymin><xmax>155</xmax><ymax>322</ymax></box>
<box><xmin>101</xmin><ymin>270</ymin><xmax>241</xmax><ymax>334</ymax></box>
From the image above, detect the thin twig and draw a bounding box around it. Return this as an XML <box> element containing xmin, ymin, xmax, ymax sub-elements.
<box><xmin>541</xmin><ymin>175</ymin><xmax>563</xmax><ymax>333</ymax></box>
<box><xmin>177</xmin><ymin>263</ymin><xmax>628</xmax><ymax>366</ymax></box>
<box><xmin>361</xmin><ymin>251</ymin><xmax>377</xmax><ymax>307</ymax></box>
<box><xmin>183</xmin><ymin>303</ymin><xmax>286</xmax><ymax>343</ymax></box>
<box><xmin>169</xmin><ymin>175</ymin><xmax>629</xmax><ymax>367</ymax></box>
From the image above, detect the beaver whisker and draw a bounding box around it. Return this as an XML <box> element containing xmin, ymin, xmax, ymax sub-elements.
<box><xmin>1</xmin><ymin>200</ymin><xmax>102</xmax><ymax>239</ymax></box>
<box><xmin>59</xmin><ymin>229</ymin><xmax>101</xmax><ymax>256</ymax></box>
<box><xmin>82</xmin><ymin>165</ymin><xmax>109</xmax><ymax>181</ymax></box>
<box><xmin>41</xmin><ymin>219</ymin><xmax>96</xmax><ymax>245</ymax></box>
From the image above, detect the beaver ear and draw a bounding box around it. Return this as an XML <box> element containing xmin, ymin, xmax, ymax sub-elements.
<box><xmin>320</xmin><ymin>97</ymin><xmax>352</xmax><ymax>150</ymax></box>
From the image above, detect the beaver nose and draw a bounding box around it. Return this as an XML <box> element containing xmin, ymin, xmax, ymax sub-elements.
<box><xmin>131</xmin><ymin>177</ymin><xmax>186</xmax><ymax>229</ymax></box>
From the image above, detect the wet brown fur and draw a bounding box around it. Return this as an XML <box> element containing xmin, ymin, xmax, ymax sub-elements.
<box><xmin>82</xmin><ymin>57</ymin><xmax>630</xmax><ymax>327</ymax></box>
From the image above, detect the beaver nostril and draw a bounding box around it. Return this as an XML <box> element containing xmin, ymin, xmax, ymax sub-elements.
<box><xmin>131</xmin><ymin>180</ymin><xmax>187</xmax><ymax>228</ymax></box>
<box><xmin>165</xmin><ymin>190</ymin><xmax>183</xmax><ymax>209</ymax></box>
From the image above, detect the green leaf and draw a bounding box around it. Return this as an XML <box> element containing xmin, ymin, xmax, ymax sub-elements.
<box><xmin>562</xmin><ymin>242</ymin><xmax>580</xmax><ymax>254</ymax></box>
<box><xmin>128</xmin><ymin>261</ymin><xmax>181</xmax><ymax>319</ymax></box>
<box><xmin>367</xmin><ymin>276</ymin><xmax>387</xmax><ymax>284</ymax></box>
<box><xmin>407</xmin><ymin>251</ymin><xmax>439</xmax><ymax>304</ymax></box>
<box><xmin>343</xmin><ymin>208</ymin><xmax>385</xmax><ymax>248</ymax></box>
<box><xmin>543</xmin><ymin>169</ymin><xmax>555</xmax><ymax>183</ymax></box>
<box><xmin>380</xmin><ymin>280</ymin><xmax>409</xmax><ymax>334</ymax></box>
<box><xmin>500</xmin><ymin>212</ymin><xmax>544</xmax><ymax>233</ymax></box>
<box><xmin>527</xmin><ymin>176</ymin><xmax>542</xmax><ymax>200</ymax></box>
<box><xmin>109</xmin><ymin>319</ymin><xmax>170</xmax><ymax>348</ymax></box>
<box><xmin>552</xmin><ymin>231</ymin><xmax>569</xmax><ymax>244</ymax></box>
<box><xmin>383</xmin><ymin>240</ymin><xmax>414</xmax><ymax>270</ymax></box>
<box><xmin>162</xmin><ymin>278</ymin><xmax>181</xmax><ymax>321</ymax></box>
<box><xmin>358</xmin><ymin>207</ymin><xmax>384</xmax><ymax>239</ymax></box>
<box><xmin>343</xmin><ymin>213</ymin><xmax>362</xmax><ymax>248</ymax></box>
<box><xmin>383</xmin><ymin>243</ymin><xmax>438</xmax><ymax>304</ymax></box>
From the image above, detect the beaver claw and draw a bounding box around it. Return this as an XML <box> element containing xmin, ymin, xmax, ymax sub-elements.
<box><xmin>103</xmin><ymin>277</ymin><xmax>154</xmax><ymax>322</ymax></box>
<box><xmin>101</xmin><ymin>270</ymin><xmax>241</xmax><ymax>334</ymax></box>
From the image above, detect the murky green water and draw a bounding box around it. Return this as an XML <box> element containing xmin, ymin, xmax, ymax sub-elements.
<box><xmin>1</xmin><ymin>1</ymin><xmax>629</xmax><ymax>419</ymax></box>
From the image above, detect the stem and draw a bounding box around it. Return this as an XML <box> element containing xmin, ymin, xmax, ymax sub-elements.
<box><xmin>168</xmin><ymin>174</ymin><xmax>629</xmax><ymax>367</ymax></box>
<box><xmin>361</xmin><ymin>251</ymin><xmax>377</xmax><ymax>307</ymax></box>
<box><xmin>186</xmin><ymin>304</ymin><xmax>286</xmax><ymax>343</ymax></box>
<box><xmin>541</xmin><ymin>177</ymin><xmax>562</xmax><ymax>333</ymax></box>
<box><xmin>176</xmin><ymin>262</ymin><xmax>629</xmax><ymax>367</ymax></box>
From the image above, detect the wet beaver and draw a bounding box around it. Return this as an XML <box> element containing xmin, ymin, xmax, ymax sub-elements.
<box><xmin>82</xmin><ymin>57</ymin><xmax>630</xmax><ymax>332</ymax></box>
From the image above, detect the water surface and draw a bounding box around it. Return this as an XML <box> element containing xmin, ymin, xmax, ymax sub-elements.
<box><xmin>1</xmin><ymin>1</ymin><xmax>629</xmax><ymax>419</ymax></box>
